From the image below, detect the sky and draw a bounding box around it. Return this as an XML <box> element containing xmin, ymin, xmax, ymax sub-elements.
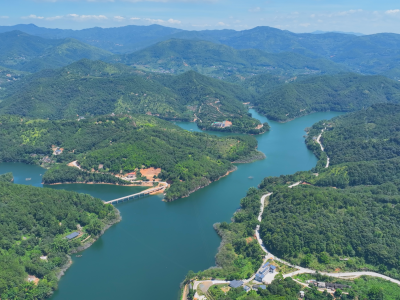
<box><xmin>1</xmin><ymin>0</ymin><xmax>400</xmax><ymax>34</ymax></box>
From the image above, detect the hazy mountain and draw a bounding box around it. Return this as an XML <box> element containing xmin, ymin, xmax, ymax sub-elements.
<box><xmin>109</xmin><ymin>39</ymin><xmax>349</xmax><ymax>81</ymax></box>
<box><xmin>0</xmin><ymin>24</ymin><xmax>183</xmax><ymax>54</ymax></box>
<box><xmin>0</xmin><ymin>30</ymin><xmax>112</xmax><ymax>72</ymax></box>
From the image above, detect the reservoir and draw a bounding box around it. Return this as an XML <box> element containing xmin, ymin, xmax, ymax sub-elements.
<box><xmin>0</xmin><ymin>110</ymin><xmax>343</xmax><ymax>300</ymax></box>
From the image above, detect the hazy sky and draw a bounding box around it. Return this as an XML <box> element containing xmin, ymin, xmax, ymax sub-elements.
<box><xmin>1</xmin><ymin>0</ymin><xmax>400</xmax><ymax>34</ymax></box>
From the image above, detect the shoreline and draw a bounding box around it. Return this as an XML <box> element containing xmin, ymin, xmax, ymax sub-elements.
<box><xmin>56</xmin><ymin>207</ymin><xmax>122</xmax><ymax>283</ymax></box>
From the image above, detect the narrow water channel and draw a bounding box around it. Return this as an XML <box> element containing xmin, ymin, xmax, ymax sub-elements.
<box><xmin>0</xmin><ymin>110</ymin><xmax>344</xmax><ymax>300</ymax></box>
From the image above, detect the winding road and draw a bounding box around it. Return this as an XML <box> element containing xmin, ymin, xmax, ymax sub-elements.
<box><xmin>188</xmin><ymin>186</ymin><xmax>400</xmax><ymax>299</ymax></box>
<box><xmin>316</xmin><ymin>128</ymin><xmax>330</xmax><ymax>168</ymax></box>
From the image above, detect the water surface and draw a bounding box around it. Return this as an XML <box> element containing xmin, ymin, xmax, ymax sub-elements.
<box><xmin>0</xmin><ymin>110</ymin><xmax>344</xmax><ymax>300</ymax></box>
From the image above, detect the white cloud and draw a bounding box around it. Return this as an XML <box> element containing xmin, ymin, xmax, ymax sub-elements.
<box><xmin>217</xmin><ymin>21</ymin><xmax>227</xmax><ymax>26</ymax></box>
<box><xmin>46</xmin><ymin>16</ymin><xmax>63</xmax><ymax>21</ymax></box>
<box><xmin>300</xmin><ymin>23</ymin><xmax>311</xmax><ymax>27</ymax></box>
<box><xmin>66</xmin><ymin>14</ymin><xmax>108</xmax><ymax>21</ymax></box>
<box><xmin>167</xmin><ymin>18</ymin><xmax>181</xmax><ymax>24</ymax></box>
<box><xmin>249</xmin><ymin>7</ymin><xmax>261</xmax><ymax>13</ymax></box>
<box><xmin>386</xmin><ymin>9</ymin><xmax>400</xmax><ymax>15</ymax></box>
<box><xmin>144</xmin><ymin>18</ymin><xmax>165</xmax><ymax>23</ymax></box>
<box><xmin>114</xmin><ymin>16</ymin><xmax>125</xmax><ymax>21</ymax></box>
<box><xmin>21</xmin><ymin>14</ymin><xmax>44</xmax><ymax>19</ymax></box>
<box><xmin>130</xmin><ymin>17</ymin><xmax>141</xmax><ymax>20</ymax></box>
<box><xmin>0</xmin><ymin>16</ymin><xmax>9</xmax><ymax>19</ymax></box>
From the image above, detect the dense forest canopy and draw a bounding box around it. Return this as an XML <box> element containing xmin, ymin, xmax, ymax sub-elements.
<box><xmin>109</xmin><ymin>39</ymin><xmax>347</xmax><ymax>81</ymax></box>
<box><xmin>255</xmin><ymin>73</ymin><xmax>400</xmax><ymax>121</ymax></box>
<box><xmin>0</xmin><ymin>59</ymin><xmax>266</xmax><ymax>134</ymax></box>
<box><xmin>0</xmin><ymin>177</ymin><xmax>118</xmax><ymax>299</ymax></box>
<box><xmin>0</xmin><ymin>114</ymin><xmax>261</xmax><ymax>200</ymax></box>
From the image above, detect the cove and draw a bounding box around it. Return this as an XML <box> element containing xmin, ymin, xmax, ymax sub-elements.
<box><xmin>0</xmin><ymin>110</ymin><xmax>344</xmax><ymax>300</ymax></box>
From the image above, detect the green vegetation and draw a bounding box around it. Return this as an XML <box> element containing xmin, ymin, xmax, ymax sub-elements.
<box><xmin>206</xmin><ymin>277</ymin><xmax>301</xmax><ymax>300</ymax></box>
<box><xmin>0</xmin><ymin>59</ymin><xmax>265</xmax><ymax>134</ymax></box>
<box><xmin>253</xmin><ymin>104</ymin><xmax>400</xmax><ymax>278</ymax></box>
<box><xmin>0</xmin><ymin>30</ymin><xmax>111</xmax><ymax>73</ymax></box>
<box><xmin>0</xmin><ymin>114</ymin><xmax>261</xmax><ymax>201</ymax></box>
<box><xmin>255</xmin><ymin>73</ymin><xmax>400</xmax><ymax>122</ymax></box>
<box><xmin>43</xmin><ymin>165</ymin><xmax>130</xmax><ymax>185</ymax></box>
<box><xmin>295</xmin><ymin>273</ymin><xmax>400</xmax><ymax>300</ymax></box>
<box><xmin>0</xmin><ymin>172</ymin><xmax>13</xmax><ymax>182</ymax></box>
<box><xmin>110</xmin><ymin>39</ymin><xmax>347</xmax><ymax>81</ymax></box>
<box><xmin>0</xmin><ymin>178</ymin><xmax>119</xmax><ymax>299</ymax></box>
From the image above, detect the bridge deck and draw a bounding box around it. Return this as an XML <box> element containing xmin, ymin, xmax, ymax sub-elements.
<box><xmin>105</xmin><ymin>185</ymin><xmax>166</xmax><ymax>205</ymax></box>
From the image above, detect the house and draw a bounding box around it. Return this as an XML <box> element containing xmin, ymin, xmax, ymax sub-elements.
<box><xmin>65</xmin><ymin>232</ymin><xmax>79</xmax><ymax>240</ymax></box>
<box><xmin>317</xmin><ymin>282</ymin><xmax>326</xmax><ymax>288</ymax></box>
<box><xmin>269</xmin><ymin>265</ymin><xmax>276</xmax><ymax>273</ymax></box>
<box><xmin>253</xmin><ymin>285</ymin><xmax>266</xmax><ymax>290</ymax></box>
<box><xmin>300</xmin><ymin>291</ymin><xmax>305</xmax><ymax>298</ymax></box>
<box><xmin>212</xmin><ymin>120</ymin><xmax>233</xmax><ymax>128</ymax></box>
<box><xmin>243</xmin><ymin>286</ymin><xmax>251</xmax><ymax>292</ymax></box>
<box><xmin>229</xmin><ymin>280</ymin><xmax>244</xmax><ymax>288</ymax></box>
<box><xmin>326</xmin><ymin>283</ymin><xmax>351</xmax><ymax>289</ymax></box>
<box><xmin>126</xmin><ymin>172</ymin><xmax>136</xmax><ymax>179</ymax></box>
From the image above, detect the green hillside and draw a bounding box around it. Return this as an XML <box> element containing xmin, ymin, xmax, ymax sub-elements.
<box><xmin>110</xmin><ymin>39</ymin><xmax>348</xmax><ymax>81</ymax></box>
<box><xmin>0</xmin><ymin>177</ymin><xmax>119</xmax><ymax>299</ymax></box>
<box><xmin>0</xmin><ymin>31</ymin><xmax>112</xmax><ymax>72</ymax></box>
<box><xmin>0</xmin><ymin>114</ymin><xmax>262</xmax><ymax>201</ymax></box>
<box><xmin>255</xmin><ymin>73</ymin><xmax>400</xmax><ymax>121</ymax></box>
<box><xmin>0</xmin><ymin>59</ymin><xmax>266</xmax><ymax>134</ymax></box>
<box><xmin>254</xmin><ymin>104</ymin><xmax>400</xmax><ymax>279</ymax></box>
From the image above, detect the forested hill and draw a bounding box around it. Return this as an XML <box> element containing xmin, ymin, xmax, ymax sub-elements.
<box><xmin>308</xmin><ymin>103</ymin><xmax>400</xmax><ymax>166</ymax></box>
<box><xmin>0</xmin><ymin>114</ymin><xmax>262</xmax><ymax>201</ymax></box>
<box><xmin>109</xmin><ymin>39</ymin><xmax>348</xmax><ymax>81</ymax></box>
<box><xmin>0</xmin><ymin>178</ymin><xmax>119</xmax><ymax>299</ymax></box>
<box><xmin>0</xmin><ymin>59</ymin><xmax>266</xmax><ymax>134</ymax></box>
<box><xmin>250</xmin><ymin>103</ymin><xmax>400</xmax><ymax>280</ymax></box>
<box><xmin>255</xmin><ymin>73</ymin><xmax>400</xmax><ymax>121</ymax></box>
<box><xmin>0</xmin><ymin>30</ymin><xmax>112</xmax><ymax>73</ymax></box>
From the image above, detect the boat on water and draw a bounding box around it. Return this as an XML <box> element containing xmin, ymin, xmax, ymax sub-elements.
<box><xmin>26</xmin><ymin>178</ymin><xmax>31</xmax><ymax>181</ymax></box>
<box><xmin>76</xmin><ymin>255</ymin><xmax>82</xmax><ymax>258</ymax></box>
<box><xmin>248</xmin><ymin>176</ymin><xmax>253</xmax><ymax>179</ymax></box>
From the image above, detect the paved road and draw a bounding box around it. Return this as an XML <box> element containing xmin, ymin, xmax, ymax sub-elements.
<box><xmin>255</xmin><ymin>193</ymin><xmax>400</xmax><ymax>286</ymax></box>
<box><xmin>316</xmin><ymin>128</ymin><xmax>329</xmax><ymax>168</ymax></box>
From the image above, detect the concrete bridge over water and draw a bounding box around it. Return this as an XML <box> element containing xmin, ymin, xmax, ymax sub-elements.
<box><xmin>105</xmin><ymin>183</ymin><xmax>167</xmax><ymax>205</ymax></box>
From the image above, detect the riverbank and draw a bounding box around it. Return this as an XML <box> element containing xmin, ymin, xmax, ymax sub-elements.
<box><xmin>56</xmin><ymin>206</ymin><xmax>122</xmax><ymax>284</ymax></box>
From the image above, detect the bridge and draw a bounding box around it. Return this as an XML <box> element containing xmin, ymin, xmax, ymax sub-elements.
<box><xmin>104</xmin><ymin>183</ymin><xmax>167</xmax><ymax>205</ymax></box>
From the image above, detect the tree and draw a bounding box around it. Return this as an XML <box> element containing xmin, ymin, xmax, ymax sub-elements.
<box><xmin>367</xmin><ymin>286</ymin><xmax>384</xmax><ymax>300</ymax></box>
<box><xmin>334</xmin><ymin>289</ymin><xmax>342</xmax><ymax>297</ymax></box>
<box><xmin>86</xmin><ymin>219</ymin><xmax>103</xmax><ymax>236</ymax></box>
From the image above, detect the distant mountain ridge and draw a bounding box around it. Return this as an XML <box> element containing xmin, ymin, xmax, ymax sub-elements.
<box><xmin>1</xmin><ymin>24</ymin><xmax>399</xmax><ymax>78</ymax></box>
<box><xmin>109</xmin><ymin>38</ymin><xmax>348</xmax><ymax>81</ymax></box>
<box><xmin>0</xmin><ymin>30</ymin><xmax>112</xmax><ymax>72</ymax></box>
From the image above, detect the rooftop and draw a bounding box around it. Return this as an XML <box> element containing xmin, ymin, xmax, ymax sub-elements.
<box><xmin>229</xmin><ymin>280</ymin><xmax>244</xmax><ymax>288</ymax></box>
<box><xmin>65</xmin><ymin>232</ymin><xmax>79</xmax><ymax>240</ymax></box>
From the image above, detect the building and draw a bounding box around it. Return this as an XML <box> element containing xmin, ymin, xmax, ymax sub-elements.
<box><xmin>255</xmin><ymin>263</ymin><xmax>271</xmax><ymax>281</ymax></box>
<box><xmin>326</xmin><ymin>283</ymin><xmax>351</xmax><ymax>289</ymax></box>
<box><xmin>212</xmin><ymin>120</ymin><xmax>233</xmax><ymax>128</ymax></box>
<box><xmin>300</xmin><ymin>291</ymin><xmax>305</xmax><ymax>298</ymax></box>
<box><xmin>126</xmin><ymin>172</ymin><xmax>136</xmax><ymax>179</ymax></box>
<box><xmin>243</xmin><ymin>286</ymin><xmax>251</xmax><ymax>292</ymax></box>
<box><xmin>253</xmin><ymin>285</ymin><xmax>267</xmax><ymax>290</ymax></box>
<box><xmin>65</xmin><ymin>232</ymin><xmax>79</xmax><ymax>240</ymax></box>
<box><xmin>269</xmin><ymin>265</ymin><xmax>276</xmax><ymax>273</ymax></box>
<box><xmin>317</xmin><ymin>282</ymin><xmax>326</xmax><ymax>288</ymax></box>
<box><xmin>229</xmin><ymin>280</ymin><xmax>244</xmax><ymax>288</ymax></box>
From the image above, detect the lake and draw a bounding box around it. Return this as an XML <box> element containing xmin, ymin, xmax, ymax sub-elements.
<box><xmin>0</xmin><ymin>110</ymin><xmax>344</xmax><ymax>300</ymax></box>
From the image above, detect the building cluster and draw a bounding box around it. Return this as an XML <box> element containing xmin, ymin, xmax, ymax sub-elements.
<box><xmin>306</xmin><ymin>280</ymin><xmax>351</xmax><ymax>293</ymax></box>
<box><xmin>255</xmin><ymin>262</ymin><xmax>276</xmax><ymax>282</ymax></box>
<box><xmin>212</xmin><ymin>120</ymin><xmax>232</xmax><ymax>128</ymax></box>
<box><xmin>229</xmin><ymin>281</ymin><xmax>267</xmax><ymax>293</ymax></box>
